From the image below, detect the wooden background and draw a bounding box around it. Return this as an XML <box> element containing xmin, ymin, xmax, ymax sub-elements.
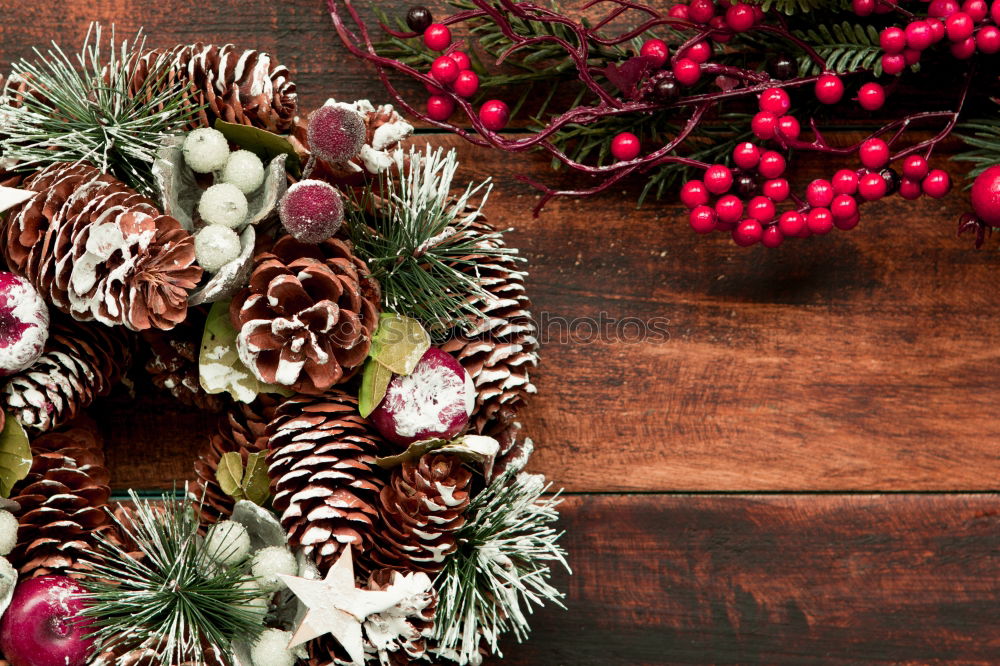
<box><xmin>3</xmin><ymin>0</ymin><xmax>1000</xmax><ymax>663</ymax></box>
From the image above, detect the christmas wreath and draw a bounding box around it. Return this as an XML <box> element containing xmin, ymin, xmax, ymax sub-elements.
<box><xmin>0</xmin><ymin>26</ymin><xmax>566</xmax><ymax>666</ymax></box>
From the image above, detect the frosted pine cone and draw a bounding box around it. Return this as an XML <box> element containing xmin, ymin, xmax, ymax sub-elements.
<box><xmin>231</xmin><ymin>236</ymin><xmax>380</xmax><ymax>395</ymax></box>
<box><xmin>140</xmin><ymin>308</ymin><xmax>222</xmax><ymax>412</ymax></box>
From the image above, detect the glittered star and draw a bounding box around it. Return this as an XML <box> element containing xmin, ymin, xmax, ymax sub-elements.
<box><xmin>279</xmin><ymin>547</ymin><xmax>405</xmax><ymax>666</ymax></box>
<box><xmin>0</xmin><ymin>187</ymin><xmax>31</xmax><ymax>215</ymax></box>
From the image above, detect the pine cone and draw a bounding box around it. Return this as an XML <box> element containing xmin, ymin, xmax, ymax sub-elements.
<box><xmin>441</xmin><ymin>218</ymin><xmax>538</xmax><ymax>436</ymax></box>
<box><xmin>267</xmin><ymin>391</ymin><xmax>388</xmax><ymax>573</ymax></box>
<box><xmin>126</xmin><ymin>44</ymin><xmax>297</xmax><ymax>132</ymax></box>
<box><xmin>140</xmin><ymin>307</ymin><xmax>222</xmax><ymax>412</ymax></box>
<box><xmin>489</xmin><ymin>421</ymin><xmax>535</xmax><ymax>482</ymax></box>
<box><xmin>2</xmin><ymin>162</ymin><xmax>203</xmax><ymax>331</ymax></box>
<box><xmin>192</xmin><ymin>396</ymin><xmax>278</xmax><ymax>525</ymax></box>
<box><xmin>2</xmin><ymin>315</ymin><xmax>132</xmax><ymax>432</ymax></box>
<box><xmin>8</xmin><ymin>419</ymin><xmax>114</xmax><ymax>578</ymax></box>
<box><xmin>231</xmin><ymin>236</ymin><xmax>381</xmax><ymax>395</ymax></box>
<box><xmin>365</xmin><ymin>454</ymin><xmax>471</xmax><ymax>575</ymax></box>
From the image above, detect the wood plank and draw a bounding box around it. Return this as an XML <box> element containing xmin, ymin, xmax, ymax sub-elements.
<box><xmin>495</xmin><ymin>494</ymin><xmax>1000</xmax><ymax>665</ymax></box>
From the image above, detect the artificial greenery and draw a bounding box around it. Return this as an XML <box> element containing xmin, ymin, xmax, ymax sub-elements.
<box><xmin>79</xmin><ymin>490</ymin><xmax>264</xmax><ymax>666</ymax></box>
<box><xmin>955</xmin><ymin>118</ymin><xmax>1000</xmax><ymax>182</ymax></box>
<box><xmin>433</xmin><ymin>471</ymin><xmax>568</xmax><ymax>665</ymax></box>
<box><xmin>749</xmin><ymin>0</ymin><xmax>853</xmax><ymax>15</ymax></box>
<box><xmin>0</xmin><ymin>24</ymin><xmax>196</xmax><ymax>196</ymax></box>
<box><xmin>793</xmin><ymin>21</ymin><xmax>885</xmax><ymax>77</ymax></box>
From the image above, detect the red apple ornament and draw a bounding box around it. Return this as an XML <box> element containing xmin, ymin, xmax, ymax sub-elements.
<box><xmin>0</xmin><ymin>272</ymin><xmax>49</xmax><ymax>377</ymax></box>
<box><xmin>370</xmin><ymin>348</ymin><xmax>475</xmax><ymax>446</ymax></box>
<box><xmin>0</xmin><ymin>576</ymin><xmax>94</xmax><ymax>666</ymax></box>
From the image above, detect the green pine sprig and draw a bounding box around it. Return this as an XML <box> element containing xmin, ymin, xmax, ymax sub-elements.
<box><xmin>78</xmin><ymin>490</ymin><xmax>264</xmax><ymax>666</ymax></box>
<box><xmin>954</xmin><ymin>117</ymin><xmax>1000</xmax><ymax>182</ymax></box>
<box><xmin>749</xmin><ymin>0</ymin><xmax>853</xmax><ymax>15</ymax></box>
<box><xmin>433</xmin><ymin>472</ymin><xmax>569</xmax><ymax>665</ymax></box>
<box><xmin>792</xmin><ymin>21</ymin><xmax>885</xmax><ymax>76</ymax></box>
<box><xmin>0</xmin><ymin>24</ymin><xmax>197</xmax><ymax>196</ymax></box>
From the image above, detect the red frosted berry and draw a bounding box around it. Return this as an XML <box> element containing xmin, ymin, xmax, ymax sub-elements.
<box><xmin>759</xmin><ymin>88</ymin><xmax>791</xmax><ymax>115</ymax></box>
<box><xmin>859</xmin><ymin>172</ymin><xmax>888</xmax><ymax>200</ymax></box>
<box><xmin>905</xmin><ymin>21</ymin><xmax>934</xmax><ymax>51</ymax></box>
<box><xmin>970</xmin><ymin>165</ymin><xmax>1000</xmax><ymax>224</ymax></box>
<box><xmin>807</xmin><ymin>207</ymin><xmax>834</xmax><ymax>234</ymax></box>
<box><xmin>929</xmin><ymin>0</ymin><xmax>960</xmax><ymax>17</ymax></box>
<box><xmin>880</xmin><ymin>27</ymin><xmax>907</xmax><ymax>53</ymax></box>
<box><xmin>950</xmin><ymin>36</ymin><xmax>977</xmax><ymax>58</ymax></box>
<box><xmin>834</xmin><ymin>212</ymin><xmax>861</xmax><ymax>230</ymax></box>
<box><xmin>479</xmin><ymin>100</ymin><xmax>509</xmax><ymax>131</ymax></box>
<box><xmin>963</xmin><ymin>0</ymin><xmax>988</xmax><ymax>21</ymax></box>
<box><xmin>761</xmin><ymin>225</ymin><xmax>784</xmax><ymax>248</ymax></box>
<box><xmin>882</xmin><ymin>53</ymin><xmax>906</xmax><ymax>75</ymax></box>
<box><xmin>453</xmin><ymin>70</ymin><xmax>479</xmax><ymax>97</ymax></box>
<box><xmin>733</xmin><ymin>219</ymin><xmax>763</xmax><ymax>246</ymax></box>
<box><xmin>726</xmin><ymin>3</ymin><xmax>756</xmax><ymax>31</ymax></box>
<box><xmin>673</xmin><ymin>58</ymin><xmax>702</xmax><ymax>86</ymax></box>
<box><xmin>640</xmin><ymin>39</ymin><xmax>670</xmax><ymax>67</ymax></box>
<box><xmin>976</xmin><ymin>25</ymin><xmax>1000</xmax><ymax>53</ymax></box>
<box><xmin>704</xmin><ymin>164</ymin><xmax>734</xmax><ymax>194</ymax></box>
<box><xmin>899</xmin><ymin>177</ymin><xmax>923</xmax><ymax>200</ymax></box>
<box><xmin>901</xmin><ymin>155</ymin><xmax>929</xmax><ymax>180</ymax></box>
<box><xmin>279</xmin><ymin>179</ymin><xmax>344</xmax><ymax>244</ymax></box>
<box><xmin>857</xmin><ymin>82</ymin><xmax>886</xmax><ymax>111</ymax></box>
<box><xmin>431</xmin><ymin>56</ymin><xmax>460</xmax><ymax>85</ymax></box>
<box><xmin>611</xmin><ymin>132</ymin><xmax>641</xmax><ymax>161</ymax></box>
<box><xmin>815</xmin><ymin>74</ymin><xmax>844</xmax><ymax>104</ymax></box>
<box><xmin>751</xmin><ymin>111</ymin><xmax>778</xmax><ymax>140</ymax></box>
<box><xmin>922</xmin><ymin>169</ymin><xmax>951</xmax><ymax>198</ymax></box>
<box><xmin>681</xmin><ymin>180</ymin><xmax>710</xmax><ymax>208</ymax></box>
<box><xmin>830</xmin><ymin>194</ymin><xmax>858</xmax><ymax>220</ymax></box>
<box><xmin>424</xmin><ymin>24</ymin><xmax>452</xmax><ymax>51</ymax></box>
<box><xmin>778</xmin><ymin>210</ymin><xmax>806</xmax><ymax>236</ymax></box>
<box><xmin>762</xmin><ymin>178</ymin><xmax>790</xmax><ymax>202</ymax></box>
<box><xmin>689</xmin><ymin>205</ymin><xmax>718</xmax><ymax>234</ymax></box>
<box><xmin>448</xmin><ymin>51</ymin><xmax>471</xmax><ymax>70</ymax></box>
<box><xmin>307</xmin><ymin>104</ymin><xmax>366</xmax><ymax>164</ymax></box>
<box><xmin>832</xmin><ymin>169</ymin><xmax>859</xmax><ymax>195</ymax></box>
<box><xmin>777</xmin><ymin>116</ymin><xmax>801</xmax><ymax>141</ymax></box>
<box><xmin>682</xmin><ymin>41</ymin><xmax>713</xmax><ymax>64</ymax></box>
<box><xmin>426</xmin><ymin>95</ymin><xmax>455</xmax><ymax>121</ymax></box>
<box><xmin>859</xmin><ymin>138</ymin><xmax>890</xmax><ymax>169</ymax></box>
<box><xmin>733</xmin><ymin>142</ymin><xmax>761</xmax><ymax>169</ymax></box>
<box><xmin>688</xmin><ymin>0</ymin><xmax>716</xmax><ymax>23</ymax></box>
<box><xmin>853</xmin><ymin>0</ymin><xmax>876</xmax><ymax>15</ymax></box>
<box><xmin>747</xmin><ymin>195</ymin><xmax>776</xmax><ymax>222</ymax></box>
<box><xmin>946</xmin><ymin>12</ymin><xmax>974</xmax><ymax>40</ymax></box>
<box><xmin>806</xmin><ymin>179</ymin><xmax>834</xmax><ymax>207</ymax></box>
<box><xmin>758</xmin><ymin>151</ymin><xmax>786</xmax><ymax>179</ymax></box>
<box><xmin>715</xmin><ymin>195</ymin><xmax>744</xmax><ymax>224</ymax></box>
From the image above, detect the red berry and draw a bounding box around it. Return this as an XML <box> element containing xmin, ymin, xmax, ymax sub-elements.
<box><xmin>682</xmin><ymin>41</ymin><xmax>713</xmax><ymax>64</ymax></box>
<box><xmin>853</xmin><ymin>0</ymin><xmax>876</xmax><ymax>15</ymax></box>
<box><xmin>807</xmin><ymin>207</ymin><xmax>834</xmax><ymax>234</ymax></box>
<box><xmin>759</xmin><ymin>88</ymin><xmax>791</xmax><ymax>115</ymax></box>
<box><xmin>747</xmin><ymin>195</ymin><xmax>776</xmax><ymax>222</ymax></box>
<box><xmin>905</xmin><ymin>21</ymin><xmax>934</xmax><ymax>51</ymax></box>
<box><xmin>857</xmin><ymin>82</ymin><xmax>886</xmax><ymax>111</ymax></box>
<box><xmin>448</xmin><ymin>51</ymin><xmax>472</xmax><ymax>70</ymax></box>
<box><xmin>950</xmin><ymin>36</ymin><xmax>977</xmax><ymax>58</ymax></box>
<box><xmin>426</xmin><ymin>95</ymin><xmax>455</xmax><ymax>121</ymax></box>
<box><xmin>751</xmin><ymin>111</ymin><xmax>778</xmax><ymax>139</ymax></box>
<box><xmin>902</xmin><ymin>48</ymin><xmax>920</xmax><ymax>66</ymax></box>
<box><xmin>859</xmin><ymin>172</ymin><xmax>888</xmax><ymax>200</ymax></box>
<box><xmin>922</xmin><ymin>169</ymin><xmax>951</xmax><ymax>198</ymax></box>
<box><xmin>963</xmin><ymin>0</ymin><xmax>988</xmax><ymax>22</ymax></box>
<box><xmin>425</xmin><ymin>81</ymin><xmax>444</xmax><ymax>95</ymax></box>
<box><xmin>806</xmin><ymin>179</ymin><xmax>834</xmax><ymax>207</ymax></box>
<box><xmin>777</xmin><ymin>116</ymin><xmax>801</xmax><ymax>141</ymax></box>
<box><xmin>859</xmin><ymin>138</ymin><xmax>890</xmax><ymax>170</ymax></box>
<box><xmin>479</xmin><ymin>99</ymin><xmax>509</xmax><ymax>131</ymax></box>
<box><xmin>815</xmin><ymin>74</ymin><xmax>844</xmax><ymax>104</ymax></box>
<box><xmin>970</xmin><ymin>165</ymin><xmax>1000</xmax><ymax>224</ymax></box>
<box><xmin>929</xmin><ymin>0</ymin><xmax>960</xmax><ymax>17</ymax></box>
<box><xmin>668</xmin><ymin>4</ymin><xmax>690</xmax><ymax>19</ymax></box>
<box><xmin>901</xmin><ymin>155</ymin><xmax>929</xmax><ymax>180</ymax></box>
<box><xmin>926</xmin><ymin>18</ymin><xmax>946</xmax><ymax>42</ymax></box>
<box><xmin>688</xmin><ymin>0</ymin><xmax>716</xmax><ymax>23</ymax></box>
<box><xmin>424</xmin><ymin>24</ymin><xmax>452</xmax><ymax>51</ymax></box>
<box><xmin>778</xmin><ymin>210</ymin><xmax>806</xmax><ymax>236</ymax></box>
<box><xmin>875</xmin><ymin>0</ymin><xmax>898</xmax><ymax>14</ymax></box>
<box><xmin>726</xmin><ymin>3</ymin><xmax>756</xmax><ymax>31</ymax></box>
<box><xmin>453</xmin><ymin>70</ymin><xmax>479</xmax><ymax>97</ymax></box>
<box><xmin>689</xmin><ymin>205</ymin><xmax>718</xmax><ymax>234</ymax></box>
<box><xmin>882</xmin><ymin>53</ymin><xmax>907</xmax><ymax>75</ymax></box>
<box><xmin>715</xmin><ymin>195</ymin><xmax>744</xmax><ymax>224</ymax></box>
<box><xmin>832</xmin><ymin>169</ymin><xmax>859</xmax><ymax>195</ymax></box>
<box><xmin>830</xmin><ymin>194</ymin><xmax>858</xmax><ymax>220</ymax></box>
<box><xmin>733</xmin><ymin>219</ymin><xmax>763</xmax><ymax>246</ymax></box>
<box><xmin>946</xmin><ymin>12</ymin><xmax>974</xmax><ymax>40</ymax></box>
<box><xmin>976</xmin><ymin>25</ymin><xmax>1000</xmax><ymax>53</ymax></box>
<box><xmin>431</xmin><ymin>56</ymin><xmax>460</xmax><ymax>85</ymax></box>
<box><xmin>680</xmin><ymin>180</ymin><xmax>710</xmax><ymax>208</ymax></box>
<box><xmin>762</xmin><ymin>178</ymin><xmax>790</xmax><ymax>202</ymax></box>
<box><xmin>733</xmin><ymin>142</ymin><xmax>761</xmax><ymax>169</ymax></box>
<box><xmin>899</xmin><ymin>177</ymin><xmax>923</xmax><ymax>200</ymax></box>
<box><xmin>640</xmin><ymin>39</ymin><xmax>670</xmax><ymax>67</ymax></box>
<box><xmin>709</xmin><ymin>15</ymin><xmax>735</xmax><ymax>43</ymax></box>
<box><xmin>761</xmin><ymin>225</ymin><xmax>784</xmax><ymax>248</ymax></box>
<box><xmin>673</xmin><ymin>58</ymin><xmax>702</xmax><ymax>86</ymax></box>
<box><xmin>758</xmin><ymin>151</ymin><xmax>786</xmax><ymax>179</ymax></box>
<box><xmin>834</xmin><ymin>212</ymin><xmax>861</xmax><ymax>230</ymax></box>
<box><xmin>704</xmin><ymin>164</ymin><xmax>734</xmax><ymax>194</ymax></box>
<box><xmin>880</xmin><ymin>27</ymin><xmax>907</xmax><ymax>53</ymax></box>
<box><xmin>993</xmin><ymin>0</ymin><xmax>1000</xmax><ymax>23</ymax></box>
<box><xmin>611</xmin><ymin>132</ymin><xmax>641</xmax><ymax>161</ymax></box>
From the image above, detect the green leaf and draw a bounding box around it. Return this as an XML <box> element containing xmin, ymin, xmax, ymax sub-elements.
<box><xmin>359</xmin><ymin>358</ymin><xmax>394</xmax><ymax>418</ymax></box>
<box><xmin>793</xmin><ymin>21</ymin><xmax>884</xmax><ymax>77</ymax></box>
<box><xmin>375</xmin><ymin>434</ymin><xmax>500</xmax><ymax>471</ymax></box>
<box><xmin>370</xmin><ymin>313</ymin><xmax>431</xmax><ymax>375</ymax></box>
<box><xmin>0</xmin><ymin>413</ymin><xmax>31</xmax><ymax>498</ymax></box>
<box><xmin>214</xmin><ymin>119</ymin><xmax>301</xmax><ymax>177</ymax></box>
<box><xmin>199</xmin><ymin>299</ymin><xmax>292</xmax><ymax>403</ymax></box>
<box><xmin>215</xmin><ymin>451</ymin><xmax>245</xmax><ymax>499</ymax></box>
<box><xmin>241</xmin><ymin>452</ymin><xmax>270</xmax><ymax>506</ymax></box>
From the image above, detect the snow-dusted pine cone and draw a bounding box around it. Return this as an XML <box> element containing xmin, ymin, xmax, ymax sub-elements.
<box><xmin>2</xmin><ymin>315</ymin><xmax>132</xmax><ymax>432</ymax></box>
<box><xmin>140</xmin><ymin>307</ymin><xmax>222</xmax><ymax>412</ymax></box>
<box><xmin>230</xmin><ymin>236</ymin><xmax>380</xmax><ymax>395</ymax></box>
<box><xmin>267</xmin><ymin>391</ymin><xmax>388</xmax><ymax>573</ymax></box>
<box><xmin>1</xmin><ymin>162</ymin><xmax>202</xmax><ymax>331</ymax></box>
<box><xmin>441</xmin><ymin>218</ymin><xmax>538</xmax><ymax>437</ymax></box>
<box><xmin>364</xmin><ymin>454</ymin><xmax>472</xmax><ymax>575</ymax></box>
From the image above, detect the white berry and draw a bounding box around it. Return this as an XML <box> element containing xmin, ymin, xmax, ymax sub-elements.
<box><xmin>182</xmin><ymin>128</ymin><xmax>230</xmax><ymax>173</ymax></box>
<box><xmin>250</xmin><ymin>546</ymin><xmax>298</xmax><ymax>593</ymax></box>
<box><xmin>221</xmin><ymin>150</ymin><xmax>266</xmax><ymax>195</ymax></box>
<box><xmin>199</xmin><ymin>183</ymin><xmax>248</xmax><ymax>229</ymax></box>
<box><xmin>0</xmin><ymin>511</ymin><xmax>16</xmax><ymax>556</ymax></box>
<box><xmin>251</xmin><ymin>629</ymin><xmax>298</xmax><ymax>666</ymax></box>
<box><xmin>204</xmin><ymin>520</ymin><xmax>251</xmax><ymax>566</ymax></box>
<box><xmin>195</xmin><ymin>225</ymin><xmax>242</xmax><ymax>273</ymax></box>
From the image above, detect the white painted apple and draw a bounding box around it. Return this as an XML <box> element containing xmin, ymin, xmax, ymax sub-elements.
<box><xmin>0</xmin><ymin>272</ymin><xmax>48</xmax><ymax>376</ymax></box>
